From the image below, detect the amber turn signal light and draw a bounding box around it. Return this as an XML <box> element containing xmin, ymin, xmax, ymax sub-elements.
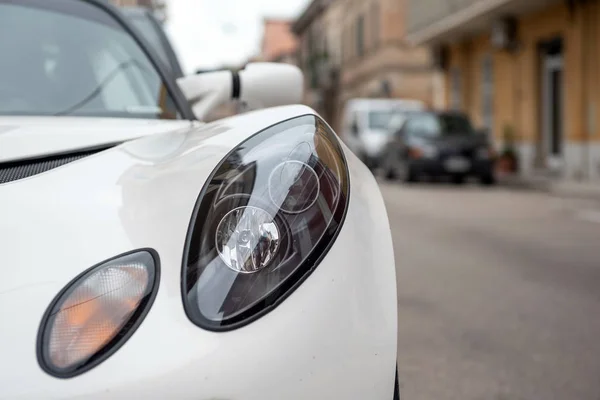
<box><xmin>37</xmin><ymin>250</ymin><xmax>159</xmax><ymax>378</ymax></box>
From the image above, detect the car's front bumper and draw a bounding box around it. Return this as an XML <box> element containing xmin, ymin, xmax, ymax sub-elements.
<box><xmin>410</xmin><ymin>157</ymin><xmax>495</xmax><ymax>177</ymax></box>
<box><xmin>0</xmin><ymin>146</ymin><xmax>397</xmax><ymax>400</ymax></box>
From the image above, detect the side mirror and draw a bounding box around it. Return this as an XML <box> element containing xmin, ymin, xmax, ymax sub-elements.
<box><xmin>177</xmin><ymin>63</ymin><xmax>304</xmax><ymax>121</ymax></box>
<box><xmin>239</xmin><ymin>63</ymin><xmax>303</xmax><ymax>110</ymax></box>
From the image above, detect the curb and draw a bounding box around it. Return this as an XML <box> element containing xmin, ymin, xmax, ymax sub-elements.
<box><xmin>499</xmin><ymin>175</ymin><xmax>600</xmax><ymax>202</ymax></box>
<box><xmin>498</xmin><ymin>176</ymin><xmax>552</xmax><ymax>192</ymax></box>
<box><xmin>549</xmin><ymin>185</ymin><xmax>600</xmax><ymax>203</ymax></box>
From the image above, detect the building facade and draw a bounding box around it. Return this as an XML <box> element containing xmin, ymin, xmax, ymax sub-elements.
<box><xmin>293</xmin><ymin>0</ymin><xmax>435</xmax><ymax>131</ymax></box>
<box><xmin>339</xmin><ymin>0</ymin><xmax>434</xmax><ymax>106</ymax></box>
<box><xmin>260</xmin><ymin>19</ymin><xmax>298</xmax><ymax>64</ymax></box>
<box><xmin>293</xmin><ymin>0</ymin><xmax>342</xmax><ymax>129</ymax></box>
<box><xmin>407</xmin><ymin>0</ymin><xmax>600</xmax><ymax>180</ymax></box>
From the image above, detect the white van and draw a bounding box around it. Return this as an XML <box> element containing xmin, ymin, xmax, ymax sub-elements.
<box><xmin>341</xmin><ymin>98</ymin><xmax>426</xmax><ymax>169</ymax></box>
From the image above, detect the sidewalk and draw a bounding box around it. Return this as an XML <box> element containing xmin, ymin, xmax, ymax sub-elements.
<box><xmin>500</xmin><ymin>174</ymin><xmax>600</xmax><ymax>202</ymax></box>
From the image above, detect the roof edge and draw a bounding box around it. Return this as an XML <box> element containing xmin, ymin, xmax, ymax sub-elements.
<box><xmin>405</xmin><ymin>0</ymin><xmax>511</xmax><ymax>45</ymax></box>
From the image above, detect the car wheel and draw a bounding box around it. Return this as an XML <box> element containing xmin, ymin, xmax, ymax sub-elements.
<box><xmin>451</xmin><ymin>174</ymin><xmax>465</xmax><ymax>185</ymax></box>
<box><xmin>382</xmin><ymin>155</ymin><xmax>397</xmax><ymax>181</ymax></box>
<box><xmin>397</xmin><ymin>160</ymin><xmax>417</xmax><ymax>183</ymax></box>
<box><xmin>429</xmin><ymin>174</ymin><xmax>442</xmax><ymax>184</ymax></box>
<box><xmin>479</xmin><ymin>173</ymin><xmax>496</xmax><ymax>186</ymax></box>
<box><xmin>394</xmin><ymin>365</ymin><xmax>400</xmax><ymax>400</ymax></box>
<box><xmin>384</xmin><ymin>167</ymin><xmax>397</xmax><ymax>181</ymax></box>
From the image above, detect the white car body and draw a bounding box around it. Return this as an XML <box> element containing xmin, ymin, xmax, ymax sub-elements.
<box><xmin>0</xmin><ymin>105</ymin><xmax>397</xmax><ymax>399</ymax></box>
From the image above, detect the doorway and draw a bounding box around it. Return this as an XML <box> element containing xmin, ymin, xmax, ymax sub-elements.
<box><xmin>540</xmin><ymin>38</ymin><xmax>564</xmax><ymax>172</ymax></box>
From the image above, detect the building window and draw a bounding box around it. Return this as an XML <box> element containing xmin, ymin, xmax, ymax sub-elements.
<box><xmin>450</xmin><ymin>67</ymin><xmax>462</xmax><ymax>111</ymax></box>
<box><xmin>481</xmin><ymin>54</ymin><xmax>494</xmax><ymax>135</ymax></box>
<box><xmin>356</xmin><ymin>15</ymin><xmax>365</xmax><ymax>58</ymax></box>
<box><xmin>371</xmin><ymin>2</ymin><xmax>379</xmax><ymax>48</ymax></box>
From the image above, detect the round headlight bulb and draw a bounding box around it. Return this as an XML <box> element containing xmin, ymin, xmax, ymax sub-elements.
<box><xmin>216</xmin><ymin>206</ymin><xmax>280</xmax><ymax>274</ymax></box>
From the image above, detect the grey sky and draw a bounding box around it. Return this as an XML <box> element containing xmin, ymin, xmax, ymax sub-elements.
<box><xmin>164</xmin><ymin>0</ymin><xmax>309</xmax><ymax>73</ymax></box>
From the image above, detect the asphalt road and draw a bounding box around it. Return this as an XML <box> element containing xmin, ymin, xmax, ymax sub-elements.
<box><xmin>382</xmin><ymin>182</ymin><xmax>600</xmax><ymax>400</ymax></box>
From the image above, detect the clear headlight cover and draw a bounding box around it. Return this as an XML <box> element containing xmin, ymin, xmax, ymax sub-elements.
<box><xmin>38</xmin><ymin>250</ymin><xmax>159</xmax><ymax>378</ymax></box>
<box><xmin>182</xmin><ymin>115</ymin><xmax>350</xmax><ymax>330</ymax></box>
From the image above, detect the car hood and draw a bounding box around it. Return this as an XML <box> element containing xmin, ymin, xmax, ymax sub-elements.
<box><xmin>0</xmin><ymin>105</ymin><xmax>315</xmax><ymax>290</ymax></box>
<box><xmin>0</xmin><ymin>116</ymin><xmax>194</xmax><ymax>163</ymax></box>
<box><xmin>0</xmin><ymin>105</ymin><xmax>317</xmax><ymax>386</ymax></box>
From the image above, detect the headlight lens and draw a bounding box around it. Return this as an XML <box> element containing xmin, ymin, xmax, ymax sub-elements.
<box><xmin>216</xmin><ymin>206</ymin><xmax>281</xmax><ymax>273</ymax></box>
<box><xmin>38</xmin><ymin>250</ymin><xmax>159</xmax><ymax>378</ymax></box>
<box><xmin>182</xmin><ymin>115</ymin><xmax>349</xmax><ymax>331</ymax></box>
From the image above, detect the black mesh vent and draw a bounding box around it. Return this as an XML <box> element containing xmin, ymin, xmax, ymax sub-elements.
<box><xmin>0</xmin><ymin>149</ymin><xmax>105</xmax><ymax>184</ymax></box>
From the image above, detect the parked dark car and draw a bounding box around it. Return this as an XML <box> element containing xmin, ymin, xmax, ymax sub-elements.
<box><xmin>120</xmin><ymin>6</ymin><xmax>185</xmax><ymax>79</ymax></box>
<box><xmin>380</xmin><ymin>111</ymin><xmax>496</xmax><ymax>185</ymax></box>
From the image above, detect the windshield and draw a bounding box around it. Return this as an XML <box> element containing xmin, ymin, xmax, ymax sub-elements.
<box><xmin>438</xmin><ymin>114</ymin><xmax>474</xmax><ymax>136</ymax></box>
<box><xmin>368</xmin><ymin>110</ymin><xmax>399</xmax><ymax>131</ymax></box>
<box><xmin>127</xmin><ymin>12</ymin><xmax>182</xmax><ymax>78</ymax></box>
<box><xmin>0</xmin><ymin>0</ymin><xmax>179</xmax><ymax>119</ymax></box>
<box><xmin>405</xmin><ymin>113</ymin><xmax>475</xmax><ymax>138</ymax></box>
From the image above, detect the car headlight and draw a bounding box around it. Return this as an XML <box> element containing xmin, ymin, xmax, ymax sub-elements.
<box><xmin>38</xmin><ymin>250</ymin><xmax>159</xmax><ymax>378</ymax></box>
<box><xmin>182</xmin><ymin>115</ymin><xmax>350</xmax><ymax>331</ymax></box>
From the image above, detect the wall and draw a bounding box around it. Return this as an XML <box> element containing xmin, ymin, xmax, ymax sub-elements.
<box><xmin>261</xmin><ymin>20</ymin><xmax>298</xmax><ymax>63</ymax></box>
<box><xmin>445</xmin><ymin>1</ymin><xmax>600</xmax><ymax>179</ymax></box>
<box><xmin>340</xmin><ymin>0</ymin><xmax>433</xmax><ymax>104</ymax></box>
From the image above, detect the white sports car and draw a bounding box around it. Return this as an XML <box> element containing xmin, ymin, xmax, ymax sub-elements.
<box><xmin>0</xmin><ymin>1</ymin><xmax>398</xmax><ymax>399</ymax></box>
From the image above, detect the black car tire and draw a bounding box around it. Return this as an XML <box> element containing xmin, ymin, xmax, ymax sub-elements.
<box><xmin>429</xmin><ymin>175</ymin><xmax>442</xmax><ymax>183</ymax></box>
<box><xmin>384</xmin><ymin>167</ymin><xmax>397</xmax><ymax>181</ymax></box>
<box><xmin>383</xmin><ymin>154</ymin><xmax>401</xmax><ymax>181</ymax></box>
<box><xmin>397</xmin><ymin>161</ymin><xmax>417</xmax><ymax>183</ymax></box>
<box><xmin>451</xmin><ymin>174</ymin><xmax>465</xmax><ymax>185</ymax></box>
<box><xmin>394</xmin><ymin>365</ymin><xmax>400</xmax><ymax>400</ymax></box>
<box><xmin>479</xmin><ymin>173</ymin><xmax>497</xmax><ymax>186</ymax></box>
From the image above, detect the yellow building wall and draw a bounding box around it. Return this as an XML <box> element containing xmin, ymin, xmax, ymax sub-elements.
<box><xmin>582</xmin><ymin>0</ymin><xmax>600</xmax><ymax>143</ymax></box>
<box><xmin>445</xmin><ymin>1</ymin><xmax>600</xmax><ymax>146</ymax></box>
<box><xmin>493</xmin><ymin>50</ymin><xmax>516</xmax><ymax>141</ymax></box>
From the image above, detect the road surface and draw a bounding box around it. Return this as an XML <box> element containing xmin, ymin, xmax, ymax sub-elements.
<box><xmin>383</xmin><ymin>182</ymin><xmax>600</xmax><ymax>400</ymax></box>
